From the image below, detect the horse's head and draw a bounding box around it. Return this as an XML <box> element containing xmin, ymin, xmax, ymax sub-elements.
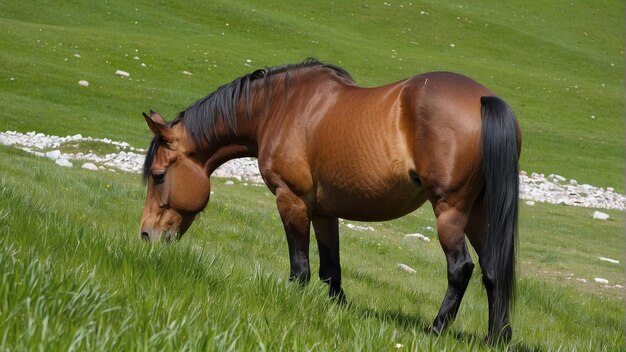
<box><xmin>139</xmin><ymin>111</ymin><xmax>210</xmax><ymax>242</ymax></box>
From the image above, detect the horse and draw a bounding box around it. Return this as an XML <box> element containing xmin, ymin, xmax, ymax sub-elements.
<box><xmin>139</xmin><ymin>58</ymin><xmax>520</xmax><ymax>342</ymax></box>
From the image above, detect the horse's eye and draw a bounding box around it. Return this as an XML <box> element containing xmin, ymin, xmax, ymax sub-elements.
<box><xmin>152</xmin><ymin>172</ymin><xmax>165</xmax><ymax>184</ymax></box>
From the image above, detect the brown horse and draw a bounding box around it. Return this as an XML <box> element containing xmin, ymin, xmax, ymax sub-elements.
<box><xmin>139</xmin><ymin>59</ymin><xmax>520</xmax><ymax>342</ymax></box>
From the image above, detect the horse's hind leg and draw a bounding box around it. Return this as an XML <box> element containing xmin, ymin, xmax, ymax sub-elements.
<box><xmin>312</xmin><ymin>215</ymin><xmax>346</xmax><ymax>303</ymax></box>
<box><xmin>431</xmin><ymin>201</ymin><xmax>475</xmax><ymax>335</ymax></box>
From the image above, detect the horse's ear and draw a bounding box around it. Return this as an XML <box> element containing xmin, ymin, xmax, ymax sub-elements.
<box><xmin>143</xmin><ymin>111</ymin><xmax>173</xmax><ymax>144</ymax></box>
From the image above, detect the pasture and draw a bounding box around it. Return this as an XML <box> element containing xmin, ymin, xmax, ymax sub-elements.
<box><xmin>0</xmin><ymin>1</ymin><xmax>623</xmax><ymax>351</ymax></box>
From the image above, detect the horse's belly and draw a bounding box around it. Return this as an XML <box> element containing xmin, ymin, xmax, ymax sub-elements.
<box><xmin>315</xmin><ymin>179</ymin><xmax>427</xmax><ymax>221</ymax></box>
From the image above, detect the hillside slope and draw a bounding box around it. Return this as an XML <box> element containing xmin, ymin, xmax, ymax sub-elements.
<box><xmin>0</xmin><ymin>0</ymin><xmax>623</xmax><ymax>189</ymax></box>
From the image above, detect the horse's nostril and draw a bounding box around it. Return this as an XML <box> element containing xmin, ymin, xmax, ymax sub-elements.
<box><xmin>141</xmin><ymin>232</ymin><xmax>150</xmax><ymax>241</ymax></box>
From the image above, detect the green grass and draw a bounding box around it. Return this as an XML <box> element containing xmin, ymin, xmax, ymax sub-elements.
<box><xmin>0</xmin><ymin>1</ymin><xmax>624</xmax><ymax>351</ymax></box>
<box><xmin>0</xmin><ymin>145</ymin><xmax>623</xmax><ymax>351</ymax></box>
<box><xmin>0</xmin><ymin>0</ymin><xmax>623</xmax><ymax>190</ymax></box>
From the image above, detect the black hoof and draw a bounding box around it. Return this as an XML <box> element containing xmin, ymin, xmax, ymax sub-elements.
<box><xmin>330</xmin><ymin>287</ymin><xmax>348</xmax><ymax>306</ymax></box>
<box><xmin>426</xmin><ymin>325</ymin><xmax>443</xmax><ymax>336</ymax></box>
<box><xmin>484</xmin><ymin>326</ymin><xmax>512</xmax><ymax>344</ymax></box>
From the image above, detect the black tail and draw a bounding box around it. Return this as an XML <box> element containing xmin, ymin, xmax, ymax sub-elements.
<box><xmin>480</xmin><ymin>96</ymin><xmax>520</xmax><ymax>335</ymax></box>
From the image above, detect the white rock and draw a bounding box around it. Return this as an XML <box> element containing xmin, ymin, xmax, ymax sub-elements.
<box><xmin>592</xmin><ymin>211</ymin><xmax>609</xmax><ymax>220</ymax></box>
<box><xmin>115</xmin><ymin>70</ymin><xmax>130</xmax><ymax>77</ymax></box>
<box><xmin>599</xmin><ymin>257</ymin><xmax>619</xmax><ymax>264</ymax></box>
<box><xmin>548</xmin><ymin>174</ymin><xmax>566</xmax><ymax>182</ymax></box>
<box><xmin>345</xmin><ymin>223</ymin><xmax>375</xmax><ymax>231</ymax></box>
<box><xmin>224</xmin><ymin>180</ymin><xmax>234</xmax><ymax>185</ymax></box>
<box><xmin>78</xmin><ymin>80</ymin><xmax>89</xmax><ymax>87</ymax></box>
<box><xmin>82</xmin><ymin>162</ymin><xmax>98</xmax><ymax>170</ymax></box>
<box><xmin>525</xmin><ymin>200</ymin><xmax>535</xmax><ymax>206</ymax></box>
<box><xmin>593</xmin><ymin>278</ymin><xmax>609</xmax><ymax>284</ymax></box>
<box><xmin>46</xmin><ymin>150</ymin><xmax>62</xmax><ymax>160</ymax></box>
<box><xmin>397</xmin><ymin>263</ymin><xmax>416</xmax><ymax>274</ymax></box>
<box><xmin>55</xmin><ymin>158</ymin><xmax>73</xmax><ymax>167</ymax></box>
<box><xmin>404</xmin><ymin>233</ymin><xmax>431</xmax><ymax>242</ymax></box>
<box><xmin>183</xmin><ymin>70</ymin><xmax>192</xmax><ymax>75</ymax></box>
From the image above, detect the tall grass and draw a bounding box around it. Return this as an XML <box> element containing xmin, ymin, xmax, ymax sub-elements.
<box><xmin>0</xmin><ymin>147</ymin><xmax>622</xmax><ymax>351</ymax></box>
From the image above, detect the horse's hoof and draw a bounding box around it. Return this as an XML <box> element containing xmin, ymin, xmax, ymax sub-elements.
<box><xmin>426</xmin><ymin>325</ymin><xmax>443</xmax><ymax>336</ymax></box>
<box><xmin>329</xmin><ymin>287</ymin><xmax>348</xmax><ymax>305</ymax></box>
<box><xmin>331</xmin><ymin>293</ymin><xmax>349</xmax><ymax>308</ymax></box>
<box><xmin>484</xmin><ymin>327</ymin><xmax>512</xmax><ymax>344</ymax></box>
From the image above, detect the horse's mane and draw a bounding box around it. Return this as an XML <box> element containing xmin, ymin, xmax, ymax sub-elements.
<box><xmin>143</xmin><ymin>58</ymin><xmax>353</xmax><ymax>182</ymax></box>
<box><xmin>181</xmin><ymin>58</ymin><xmax>352</xmax><ymax>147</ymax></box>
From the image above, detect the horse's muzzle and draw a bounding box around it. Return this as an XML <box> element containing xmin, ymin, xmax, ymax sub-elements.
<box><xmin>139</xmin><ymin>228</ymin><xmax>178</xmax><ymax>242</ymax></box>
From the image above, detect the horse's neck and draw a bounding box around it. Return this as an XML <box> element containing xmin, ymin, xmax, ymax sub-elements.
<box><xmin>202</xmin><ymin>101</ymin><xmax>263</xmax><ymax>175</ymax></box>
<box><xmin>204</xmin><ymin>140</ymin><xmax>257</xmax><ymax>175</ymax></box>
<box><xmin>202</xmin><ymin>68</ymin><xmax>346</xmax><ymax>175</ymax></box>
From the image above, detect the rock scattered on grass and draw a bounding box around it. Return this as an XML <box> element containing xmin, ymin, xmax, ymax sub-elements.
<box><xmin>593</xmin><ymin>277</ymin><xmax>609</xmax><ymax>284</ymax></box>
<box><xmin>82</xmin><ymin>162</ymin><xmax>98</xmax><ymax>170</ymax></box>
<box><xmin>224</xmin><ymin>180</ymin><xmax>234</xmax><ymax>185</ymax></box>
<box><xmin>599</xmin><ymin>257</ymin><xmax>619</xmax><ymax>264</ymax></box>
<box><xmin>46</xmin><ymin>150</ymin><xmax>61</xmax><ymax>160</ymax></box>
<box><xmin>78</xmin><ymin>80</ymin><xmax>89</xmax><ymax>87</ymax></box>
<box><xmin>396</xmin><ymin>263</ymin><xmax>416</xmax><ymax>274</ymax></box>
<box><xmin>55</xmin><ymin>158</ymin><xmax>73</xmax><ymax>167</ymax></box>
<box><xmin>520</xmin><ymin>171</ymin><xmax>625</xmax><ymax>210</ymax></box>
<box><xmin>404</xmin><ymin>233</ymin><xmax>431</xmax><ymax>242</ymax></box>
<box><xmin>345</xmin><ymin>223</ymin><xmax>375</xmax><ymax>231</ymax></box>
<box><xmin>115</xmin><ymin>70</ymin><xmax>130</xmax><ymax>77</ymax></box>
<box><xmin>592</xmin><ymin>211</ymin><xmax>609</xmax><ymax>220</ymax></box>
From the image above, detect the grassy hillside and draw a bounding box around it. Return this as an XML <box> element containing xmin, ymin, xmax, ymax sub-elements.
<box><xmin>0</xmin><ymin>0</ymin><xmax>623</xmax><ymax>189</ymax></box>
<box><xmin>0</xmin><ymin>1</ymin><xmax>624</xmax><ymax>351</ymax></box>
<box><xmin>0</xmin><ymin>145</ymin><xmax>623</xmax><ymax>351</ymax></box>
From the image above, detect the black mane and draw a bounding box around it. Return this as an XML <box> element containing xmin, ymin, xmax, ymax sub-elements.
<box><xmin>143</xmin><ymin>58</ymin><xmax>353</xmax><ymax>182</ymax></box>
<box><xmin>181</xmin><ymin>58</ymin><xmax>352</xmax><ymax>147</ymax></box>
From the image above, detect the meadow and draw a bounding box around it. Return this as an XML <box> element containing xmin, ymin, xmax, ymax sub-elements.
<box><xmin>0</xmin><ymin>1</ymin><xmax>623</xmax><ymax>351</ymax></box>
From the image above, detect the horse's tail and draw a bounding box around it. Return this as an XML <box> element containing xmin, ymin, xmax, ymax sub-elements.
<box><xmin>480</xmin><ymin>96</ymin><xmax>520</xmax><ymax>334</ymax></box>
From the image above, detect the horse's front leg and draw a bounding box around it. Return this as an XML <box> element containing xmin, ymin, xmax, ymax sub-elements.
<box><xmin>312</xmin><ymin>215</ymin><xmax>346</xmax><ymax>304</ymax></box>
<box><xmin>275</xmin><ymin>186</ymin><xmax>311</xmax><ymax>284</ymax></box>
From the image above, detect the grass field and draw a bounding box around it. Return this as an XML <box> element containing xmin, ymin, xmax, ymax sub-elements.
<box><xmin>0</xmin><ymin>1</ymin><xmax>623</xmax><ymax>351</ymax></box>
